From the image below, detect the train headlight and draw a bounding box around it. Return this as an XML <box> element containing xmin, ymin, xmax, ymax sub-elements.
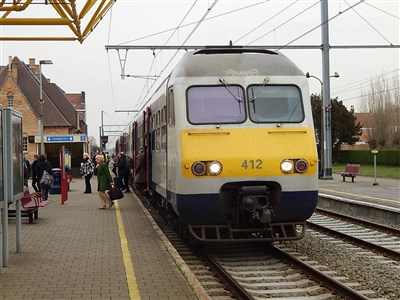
<box><xmin>280</xmin><ymin>160</ymin><xmax>294</xmax><ymax>174</ymax></box>
<box><xmin>295</xmin><ymin>159</ymin><xmax>309</xmax><ymax>173</ymax></box>
<box><xmin>208</xmin><ymin>161</ymin><xmax>222</xmax><ymax>176</ymax></box>
<box><xmin>192</xmin><ymin>161</ymin><xmax>206</xmax><ymax>176</ymax></box>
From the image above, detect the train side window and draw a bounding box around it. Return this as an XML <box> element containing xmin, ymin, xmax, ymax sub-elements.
<box><xmin>167</xmin><ymin>88</ymin><xmax>175</xmax><ymax>127</ymax></box>
<box><xmin>161</xmin><ymin>106</ymin><xmax>167</xmax><ymax>150</ymax></box>
<box><xmin>156</xmin><ymin>111</ymin><xmax>161</xmax><ymax>151</ymax></box>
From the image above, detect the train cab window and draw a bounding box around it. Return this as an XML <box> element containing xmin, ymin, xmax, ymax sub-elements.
<box><xmin>247</xmin><ymin>85</ymin><xmax>304</xmax><ymax>123</ymax></box>
<box><xmin>187</xmin><ymin>85</ymin><xmax>246</xmax><ymax>124</ymax></box>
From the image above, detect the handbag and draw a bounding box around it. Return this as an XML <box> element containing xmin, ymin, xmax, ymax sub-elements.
<box><xmin>107</xmin><ymin>187</ymin><xmax>124</xmax><ymax>200</ymax></box>
<box><xmin>40</xmin><ymin>170</ymin><xmax>54</xmax><ymax>186</ymax></box>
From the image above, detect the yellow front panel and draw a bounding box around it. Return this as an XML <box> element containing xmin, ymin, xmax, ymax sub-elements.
<box><xmin>181</xmin><ymin>127</ymin><xmax>317</xmax><ymax>178</ymax></box>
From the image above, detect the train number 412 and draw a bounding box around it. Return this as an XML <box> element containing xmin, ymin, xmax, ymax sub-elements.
<box><xmin>241</xmin><ymin>159</ymin><xmax>263</xmax><ymax>169</ymax></box>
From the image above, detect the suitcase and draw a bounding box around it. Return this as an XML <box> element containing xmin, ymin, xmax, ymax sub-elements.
<box><xmin>113</xmin><ymin>176</ymin><xmax>124</xmax><ymax>189</ymax></box>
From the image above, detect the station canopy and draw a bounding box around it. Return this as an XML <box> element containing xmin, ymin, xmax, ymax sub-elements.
<box><xmin>0</xmin><ymin>0</ymin><xmax>116</xmax><ymax>43</ymax></box>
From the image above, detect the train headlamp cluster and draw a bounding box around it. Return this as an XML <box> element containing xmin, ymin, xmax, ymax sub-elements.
<box><xmin>192</xmin><ymin>161</ymin><xmax>222</xmax><ymax>176</ymax></box>
<box><xmin>280</xmin><ymin>159</ymin><xmax>309</xmax><ymax>174</ymax></box>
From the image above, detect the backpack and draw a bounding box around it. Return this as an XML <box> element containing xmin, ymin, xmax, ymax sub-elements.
<box><xmin>40</xmin><ymin>170</ymin><xmax>54</xmax><ymax>186</ymax></box>
<box><xmin>125</xmin><ymin>156</ymin><xmax>133</xmax><ymax>169</ymax></box>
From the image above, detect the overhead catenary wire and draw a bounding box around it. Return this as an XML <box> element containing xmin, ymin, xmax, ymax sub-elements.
<box><xmin>136</xmin><ymin>0</ymin><xmax>219</xmax><ymax>111</ymax></box>
<box><xmin>245</xmin><ymin>0</ymin><xmax>320</xmax><ymax>46</ymax></box>
<box><xmin>118</xmin><ymin>0</ymin><xmax>269</xmax><ymax>45</ymax></box>
<box><xmin>343</xmin><ymin>0</ymin><xmax>393</xmax><ymax>45</ymax></box>
<box><xmin>332</xmin><ymin>68</ymin><xmax>400</xmax><ymax>96</ymax></box>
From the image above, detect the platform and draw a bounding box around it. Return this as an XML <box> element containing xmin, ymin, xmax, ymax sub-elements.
<box><xmin>318</xmin><ymin>173</ymin><xmax>399</xmax><ymax>209</ymax></box>
<box><xmin>1</xmin><ymin>178</ymin><xmax>207</xmax><ymax>300</ymax></box>
<box><xmin>317</xmin><ymin>173</ymin><xmax>400</xmax><ymax>227</ymax></box>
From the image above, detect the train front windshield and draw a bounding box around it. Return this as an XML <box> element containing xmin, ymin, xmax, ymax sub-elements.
<box><xmin>248</xmin><ymin>85</ymin><xmax>304</xmax><ymax>123</ymax></box>
<box><xmin>187</xmin><ymin>85</ymin><xmax>246</xmax><ymax>124</ymax></box>
<box><xmin>186</xmin><ymin>84</ymin><xmax>304</xmax><ymax>124</ymax></box>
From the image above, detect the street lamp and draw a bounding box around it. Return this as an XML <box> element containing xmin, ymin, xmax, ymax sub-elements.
<box><xmin>39</xmin><ymin>59</ymin><xmax>53</xmax><ymax>155</ymax></box>
<box><xmin>306</xmin><ymin>71</ymin><xmax>339</xmax><ymax>179</ymax></box>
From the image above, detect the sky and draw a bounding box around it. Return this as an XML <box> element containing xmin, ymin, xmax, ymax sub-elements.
<box><xmin>0</xmin><ymin>0</ymin><xmax>399</xmax><ymax>147</ymax></box>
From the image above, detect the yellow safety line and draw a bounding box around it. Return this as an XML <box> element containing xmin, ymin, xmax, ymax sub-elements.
<box><xmin>114</xmin><ymin>201</ymin><xmax>141</xmax><ymax>300</ymax></box>
<box><xmin>319</xmin><ymin>188</ymin><xmax>400</xmax><ymax>205</ymax></box>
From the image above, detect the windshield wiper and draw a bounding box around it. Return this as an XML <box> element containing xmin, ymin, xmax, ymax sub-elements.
<box><xmin>249</xmin><ymin>77</ymin><xmax>270</xmax><ymax>102</ymax></box>
<box><xmin>219</xmin><ymin>78</ymin><xmax>243</xmax><ymax>103</ymax></box>
<box><xmin>219</xmin><ymin>78</ymin><xmax>244</xmax><ymax>114</ymax></box>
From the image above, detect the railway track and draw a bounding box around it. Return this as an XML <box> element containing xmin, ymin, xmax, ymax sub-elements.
<box><xmin>138</xmin><ymin>191</ymin><xmax>391</xmax><ymax>299</ymax></box>
<box><xmin>308</xmin><ymin>208</ymin><xmax>400</xmax><ymax>261</ymax></box>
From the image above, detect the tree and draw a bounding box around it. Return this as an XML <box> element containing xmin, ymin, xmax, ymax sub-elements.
<box><xmin>360</xmin><ymin>73</ymin><xmax>399</xmax><ymax>149</ymax></box>
<box><xmin>311</xmin><ymin>94</ymin><xmax>362</xmax><ymax>155</ymax></box>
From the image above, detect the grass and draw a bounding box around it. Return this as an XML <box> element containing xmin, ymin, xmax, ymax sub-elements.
<box><xmin>332</xmin><ymin>163</ymin><xmax>400</xmax><ymax>180</ymax></box>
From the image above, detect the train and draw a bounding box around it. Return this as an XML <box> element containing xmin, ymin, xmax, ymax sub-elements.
<box><xmin>115</xmin><ymin>46</ymin><xmax>318</xmax><ymax>243</ymax></box>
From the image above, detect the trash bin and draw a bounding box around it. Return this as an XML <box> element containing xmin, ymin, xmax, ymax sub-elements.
<box><xmin>50</xmin><ymin>168</ymin><xmax>61</xmax><ymax>194</ymax></box>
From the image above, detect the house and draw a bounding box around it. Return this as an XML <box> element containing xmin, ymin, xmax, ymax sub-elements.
<box><xmin>0</xmin><ymin>56</ymin><xmax>88</xmax><ymax>172</ymax></box>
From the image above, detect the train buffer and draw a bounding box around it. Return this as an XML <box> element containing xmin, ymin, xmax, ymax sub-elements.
<box><xmin>339</xmin><ymin>164</ymin><xmax>360</xmax><ymax>183</ymax></box>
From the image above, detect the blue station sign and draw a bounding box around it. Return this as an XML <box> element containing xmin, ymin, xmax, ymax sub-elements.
<box><xmin>47</xmin><ymin>136</ymin><xmax>74</xmax><ymax>142</ymax></box>
<box><xmin>35</xmin><ymin>134</ymin><xmax>87</xmax><ymax>143</ymax></box>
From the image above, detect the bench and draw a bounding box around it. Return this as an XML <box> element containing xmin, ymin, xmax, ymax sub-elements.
<box><xmin>8</xmin><ymin>192</ymin><xmax>49</xmax><ymax>224</ymax></box>
<box><xmin>339</xmin><ymin>164</ymin><xmax>360</xmax><ymax>182</ymax></box>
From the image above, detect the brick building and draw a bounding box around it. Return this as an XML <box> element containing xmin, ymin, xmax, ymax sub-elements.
<box><xmin>0</xmin><ymin>56</ymin><xmax>88</xmax><ymax>173</ymax></box>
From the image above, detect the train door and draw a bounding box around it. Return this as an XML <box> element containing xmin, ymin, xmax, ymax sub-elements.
<box><xmin>145</xmin><ymin>107</ymin><xmax>151</xmax><ymax>192</ymax></box>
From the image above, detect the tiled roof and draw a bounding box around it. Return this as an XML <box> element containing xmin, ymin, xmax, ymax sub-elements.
<box><xmin>65</xmin><ymin>92</ymin><xmax>85</xmax><ymax>110</ymax></box>
<box><xmin>0</xmin><ymin>57</ymin><xmax>86</xmax><ymax>130</ymax></box>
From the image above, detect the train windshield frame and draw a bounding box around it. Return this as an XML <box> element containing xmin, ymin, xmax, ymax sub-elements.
<box><xmin>247</xmin><ymin>84</ymin><xmax>304</xmax><ymax>123</ymax></box>
<box><xmin>186</xmin><ymin>85</ymin><xmax>246</xmax><ymax>124</ymax></box>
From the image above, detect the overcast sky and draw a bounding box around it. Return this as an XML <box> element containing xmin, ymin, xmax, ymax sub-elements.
<box><xmin>1</xmin><ymin>0</ymin><xmax>399</xmax><ymax>146</ymax></box>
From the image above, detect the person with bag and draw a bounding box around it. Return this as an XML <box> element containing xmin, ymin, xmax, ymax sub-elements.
<box><xmin>93</xmin><ymin>154</ymin><xmax>115</xmax><ymax>210</ymax></box>
<box><xmin>80</xmin><ymin>152</ymin><xmax>95</xmax><ymax>194</ymax></box>
<box><xmin>35</xmin><ymin>154</ymin><xmax>53</xmax><ymax>200</ymax></box>
<box><xmin>116</xmin><ymin>152</ymin><xmax>131</xmax><ymax>193</ymax></box>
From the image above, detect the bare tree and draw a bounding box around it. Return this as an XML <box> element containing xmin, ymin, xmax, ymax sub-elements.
<box><xmin>360</xmin><ymin>72</ymin><xmax>399</xmax><ymax>149</ymax></box>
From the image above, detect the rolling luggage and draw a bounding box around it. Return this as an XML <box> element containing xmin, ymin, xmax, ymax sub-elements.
<box><xmin>113</xmin><ymin>176</ymin><xmax>124</xmax><ymax>190</ymax></box>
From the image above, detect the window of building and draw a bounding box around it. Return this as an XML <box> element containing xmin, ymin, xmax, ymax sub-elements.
<box><xmin>23</xmin><ymin>135</ymin><xmax>28</xmax><ymax>152</ymax></box>
<box><xmin>7</xmin><ymin>92</ymin><xmax>14</xmax><ymax>107</ymax></box>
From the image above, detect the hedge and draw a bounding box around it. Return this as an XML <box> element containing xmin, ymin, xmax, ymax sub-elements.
<box><xmin>333</xmin><ymin>150</ymin><xmax>400</xmax><ymax>166</ymax></box>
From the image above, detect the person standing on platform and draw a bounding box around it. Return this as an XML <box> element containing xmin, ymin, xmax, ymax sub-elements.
<box><xmin>80</xmin><ymin>152</ymin><xmax>95</xmax><ymax>194</ymax></box>
<box><xmin>36</xmin><ymin>154</ymin><xmax>53</xmax><ymax>200</ymax></box>
<box><xmin>23</xmin><ymin>155</ymin><xmax>31</xmax><ymax>188</ymax></box>
<box><xmin>94</xmin><ymin>154</ymin><xmax>114</xmax><ymax>210</ymax></box>
<box><xmin>134</xmin><ymin>147</ymin><xmax>146</xmax><ymax>193</ymax></box>
<box><xmin>116</xmin><ymin>152</ymin><xmax>131</xmax><ymax>193</ymax></box>
<box><xmin>31</xmin><ymin>154</ymin><xmax>39</xmax><ymax>192</ymax></box>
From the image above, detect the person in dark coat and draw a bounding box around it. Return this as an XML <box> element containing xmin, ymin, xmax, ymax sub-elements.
<box><xmin>94</xmin><ymin>154</ymin><xmax>114</xmax><ymax>210</ymax></box>
<box><xmin>116</xmin><ymin>152</ymin><xmax>131</xmax><ymax>193</ymax></box>
<box><xmin>134</xmin><ymin>148</ymin><xmax>146</xmax><ymax>193</ymax></box>
<box><xmin>23</xmin><ymin>155</ymin><xmax>31</xmax><ymax>188</ymax></box>
<box><xmin>36</xmin><ymin>154</ymin><xmax>53</xmax><ymax>200</ymax></box>
<box><xmin>31</xmin><ymin>154</ymin><xmax>39</xmax><ymax>192</ymax></box>
<box><xmin>80</xmin><ymin>152</ymin><xmax>95</xmax><ymax>193</ymax></box>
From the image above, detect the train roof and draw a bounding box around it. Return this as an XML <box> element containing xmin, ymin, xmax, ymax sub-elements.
<box><xmin>170</xmin><ymin>47</ymin><xmax>304</xmax><ymax>79</ymax></box>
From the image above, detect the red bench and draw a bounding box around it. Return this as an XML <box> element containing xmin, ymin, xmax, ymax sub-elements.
<box><xmin>20</xmin><ymin>192</ymin><xmax>49</xmax><ymax>223</ymax></box>
<box><xmin>339</xmin><ymin>164</ymin><xmax>360</xmax><ymax>183</ymax></box>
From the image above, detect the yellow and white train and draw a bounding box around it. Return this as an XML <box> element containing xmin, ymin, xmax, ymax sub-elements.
<box><xmin>116</xmin><ymin>47</ymin><xmax>318</xmax><ymax>243</ymax></box>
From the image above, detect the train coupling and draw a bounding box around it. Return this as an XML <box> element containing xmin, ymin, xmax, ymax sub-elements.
<box><xmin>240</xmin><ymin>186</ymin><xmax>273</xmax><ymax>223</ymax></box>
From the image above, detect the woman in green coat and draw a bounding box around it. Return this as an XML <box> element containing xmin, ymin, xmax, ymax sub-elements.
<box><xmin>94</xmin><ymin>154</ymin><xmax>115</xmax><ymax>209</ymax></box>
